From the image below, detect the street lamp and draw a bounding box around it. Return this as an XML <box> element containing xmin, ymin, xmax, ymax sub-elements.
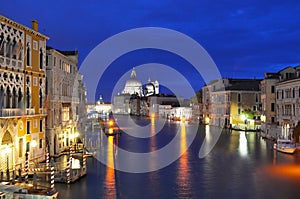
<box><xmin>31</xmin><ymin>140</ymin><xmax>37</xmax><ymax>163</ymax></box>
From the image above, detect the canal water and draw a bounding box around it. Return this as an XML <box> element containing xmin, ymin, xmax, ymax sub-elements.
<box><xmin>55</xmin><ymin>116</ymin><xmax>300</xmax><ymax>199</ymax></box>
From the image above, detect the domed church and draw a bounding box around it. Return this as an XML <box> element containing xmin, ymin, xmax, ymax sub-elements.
<box><xmin>122</xmin><ymin>68</ymin><xmax>143</xmax><ymax>96</ymax></box>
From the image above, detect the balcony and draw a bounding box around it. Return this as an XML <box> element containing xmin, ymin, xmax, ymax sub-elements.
<box><xmin>39</xmin><ymin>108</ymin><xmax>47</xmax><ymax>114</ymax></box>
<box><xmin>0</xmin><ymin>108</ymin><xmax>23</xmax><ymax>117</ymax></box>
<box><xmin>26</xmin><ymin>108</ymin><xmax>35</xmax><ymax>115</ymax></box>
<box><xmin>0</xmin><ymin>55</ymin><xmax>23</xmax><ymax>69</ymax></box>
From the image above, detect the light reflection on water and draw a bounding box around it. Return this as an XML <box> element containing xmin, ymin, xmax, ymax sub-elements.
<box><xmin>56</xmin><ymin>117</ymin><xmax>300</xmax><ymax>199</ymax></box>
<box><xmin>103</xmin><ymin>136</ymin><xmax>116</xmax><ymax>199</ymax></box>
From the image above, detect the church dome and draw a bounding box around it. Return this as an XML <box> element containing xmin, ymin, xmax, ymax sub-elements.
<box><xmin>122</xmin><ymin>68</ymin><xmax>142</xmax><ymax>96</ymax></box>
<box><xmin>125</xmin><ymin>78</ymin><xmax>142</xmax><ymax>87</ymax></box>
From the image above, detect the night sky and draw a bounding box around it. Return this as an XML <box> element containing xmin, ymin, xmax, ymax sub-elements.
<box><xmin>1</xmin><ymin>1</ymin><xmax>300</xmax><ymax>102</ymax></box>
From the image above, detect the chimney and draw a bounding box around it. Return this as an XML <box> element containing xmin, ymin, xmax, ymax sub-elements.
<box><xmin>32</xmin><ymin>20</ymin><xmax>38</xmax><ymax>31</ymax></box>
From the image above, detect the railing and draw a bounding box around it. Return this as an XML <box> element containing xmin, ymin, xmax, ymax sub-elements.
<box><xmin>39</xmin><ymin>108</ymin><xmax>47</xmax><ymax>114</ymax></box>
<box><xmin>0</xmin><ymin>55</ymin><xmax>23</xmax><ymax>69</ymax></box>
<box><xmin>26</xmin><ymin>108</ymin><xmax>35</xmax><ymax>115</ymax></box>
<box><xmin>0</xmin><ymin>108</ymin><xmax>23</xmax><ymax>117</ymax></box>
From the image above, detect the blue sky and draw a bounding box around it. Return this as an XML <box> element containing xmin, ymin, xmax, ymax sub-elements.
<box><xmin>1</xmin><ymin>0</ymin><xmax>300</xmax><ymax>102</ymax></box>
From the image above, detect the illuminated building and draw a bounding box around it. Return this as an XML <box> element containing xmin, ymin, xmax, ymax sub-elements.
<box><xmin>122</xmin><ymin>68</ymin><xmax>142</xmax><ymax>96</ymax></box>
<box><xmin>0</xmin><ymin>15</ymin><xmax>48</xmax><ymax>170</ymax></box>
<box><xmin>275</xmin><ymin>66</ymin><xmax>300</xmax><ymax>139</ymax></box>
<box><xmin>46</xmin><ymin>47</ymin><xmax>86</xmax><ymax>156</ymax></box>
<box><xmin>260</xmin><ymin>72</ymin><xmax>280</xmax><ymax>133</ymax></box>
<box><xmin>202</xmin><ymin>78</ymin><xmax>261</xmax><ymax>129</ymax></box>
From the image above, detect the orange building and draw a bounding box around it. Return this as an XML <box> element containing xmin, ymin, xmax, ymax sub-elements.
<box><xmin>0</xmin><ymin>15</ymin><xmax>48</xmax><ymax>171</ymax></box>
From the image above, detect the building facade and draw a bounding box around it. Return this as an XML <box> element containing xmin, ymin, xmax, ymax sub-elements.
<box><xmin>275</xmin><ymin>66</ymin><xmax>300</xmax><ymax>139</ymax></box>
<box><xmin>260</xmin><ymin>72</ymin><xmax>280</xmax><ymax>132</ymax></box>
<box><xmin>46</xmin><ymin>47</ymin><xmax>86</xmax><ymax>156</ymax></box>
<box><xmin>0</xmin><ymin>15</ymin><xmax>48</xmax><ymax>171</ymax></box>
<box><xmin>202</xmin><ymin>78</ymin><xmax>261</xmax><ymax>129</ymax></box>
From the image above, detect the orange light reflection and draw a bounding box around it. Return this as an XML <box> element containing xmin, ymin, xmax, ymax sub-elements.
<box><xmin>176</xmin><ymin>123</ymin><xmax>190</xmax><ymax>196</ymax></box>
<box><xmin>103</xmin><ymin>136</ymin><xmax>116</xmax><ymax>198</ymax></box>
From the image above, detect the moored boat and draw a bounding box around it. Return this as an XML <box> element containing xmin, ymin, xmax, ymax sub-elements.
<box><xmin>273</xmin><ymin>139</ymin><xmax>297</xmax><ymax>154</ymax></box>
<box><xmin>0</xmin><ymin>182</ymin><xmax>58</xmax><ymax>199</ymax></box>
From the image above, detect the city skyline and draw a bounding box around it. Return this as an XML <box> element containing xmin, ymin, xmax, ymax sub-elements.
<box><xmin>1</xmin><ymin>1</ymin><xmax>300</xmax><ymax>102</ymax></box>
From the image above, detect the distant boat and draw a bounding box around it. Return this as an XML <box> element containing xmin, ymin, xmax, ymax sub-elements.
<box><xmin>273</xmin><ymin>139</ymin><xmax>297</xmax><ymax>154</ymax></box>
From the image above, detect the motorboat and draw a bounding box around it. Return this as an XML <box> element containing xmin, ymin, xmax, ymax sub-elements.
<box><xmin>273</xmin><ymin>139</ymin><xmax>297</xmax><ymax>154</ymax></box>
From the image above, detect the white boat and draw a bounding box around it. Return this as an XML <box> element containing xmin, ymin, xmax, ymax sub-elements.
<box><xmin>273</xmin><ymin>139</ymin><xmax>297</xmax><ymax>154</ymax></box>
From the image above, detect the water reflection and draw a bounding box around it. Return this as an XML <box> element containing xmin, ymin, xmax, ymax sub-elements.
<box><xmin>103</xmin><ymin>136</ymin><xmax>117</xmax><ymax>199</ymax></box>
<box><xmin>176</xmin><ymin>122</ymin><xmax>191</xmax><ymax>197</ymax></box>
<box><xmin>239</xmin><ymin>131</ymin><xmax>248</xmax><ymax>157</ymax></box>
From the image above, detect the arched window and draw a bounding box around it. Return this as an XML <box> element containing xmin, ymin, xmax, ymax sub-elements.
<box><xmin>6</xmin><ymin>36</ymin><xmax>11</xmax><ymax>57</ymax></box>
<box><xmin>18</xmin><ymin>88</ymin><xmax>23</xmax><ymax>108</ymax></box>
<box><xmin>39</xmin><ymin>48</ymin><xmax>43</xmax><ymax>69</ymax></box>
<box><xmin>0</xmin><ymin>33</ymin><xmax>4</xmax><ymax>56</ymax></box>
<box><xmin>26</xmin><ymin>43</ymin><xmax>31</xmax><ymax>66</ymax></box>
<box><xmin>6</xmin><ymin>87</ymin><xmax>11</xmax><ymax>108</ymax></box>
<box><xmin>12</xmin><ymin>87</ymin><xmax>17</xmax><ymax>108</ymax></box>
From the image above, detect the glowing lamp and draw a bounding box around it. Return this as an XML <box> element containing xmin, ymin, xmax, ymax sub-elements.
<box><xmin>108</xmin><ymin>119</ymin><xmax>114</xmax><ymax>127</ymax></box>
<box><xmin>31</xmin><ymin>140</ymin><xmax>37</xmax><ymax>148</ymax></box>
<box><xmin>108</xmin><ymin>128</ymin><xmax>114</xmax><ymax>134</ymax></box>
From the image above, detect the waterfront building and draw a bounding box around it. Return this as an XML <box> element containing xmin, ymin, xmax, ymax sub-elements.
<box><xmin>260</xmin><ymin>72</ymin><xmax>280</xmax><ymax>133</ymax></box>
<box><xmin>46</xmin><ymin>47</ymin><xmax>86</xmax><ymax>156</ymax></box>
<box><xmin>113</xmin><ymin>68</ymin><xmax>160</xmax><ymax>115</ymax></box>
<box><xmin>86</xmin><ymin>96</ymin><xmax>111</xmax><ymax>119</ymax></box>
<box><xmin>202</xmin><ymin>78</ymin><xmax>261</xmax><ymax>129</ymax></box>
<box><xmin>148</xmin><ymin>94</ymin><xmax>179</xmax><ymax>116</ymax></box>
<box><xmin>113</xmin><ymin>93</ymin><xmax>131</xmax><ymax>114</ymax></box>
<box><xmin>0</xmin><ymin>15</ymin><xmax>48</xmax><ymax>171</ymax></box>
<box><xmin>144</xmin><ymin>78</ymin><xmax>159</xmax><ymax>96</ymax></box>
<box><xmin>275</xmin><ymin>66</ymin><xmax>300</xmax><ymax>139</ymax></box>
<box><xmin>129</xmin><ymin>95</ymin><xmax>148</xmax><ymax>116</ymax></box>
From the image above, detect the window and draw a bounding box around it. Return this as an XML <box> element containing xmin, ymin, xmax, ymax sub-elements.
<box><xmin>33</xmin><ymin>119</ymin><xmax>37</xmax><ymax>128</ymax></box>
<box><xmin>26</xmin><ymin>43</ymin><xmax>31</xmax><ymax>66</ymax></box>
<box><xmin>238</xmin><ymin>107</ymin><xmax>241</xmax><ymax>115</ymax></box>
<box><xmin>255</xmin><ymin>93</ymin><xmax>259</xmax><ymax>103</ymax></box>
<box><xmin>293</xmin><ymin>88</ymin><xmax>295</xmax><ymax>98</ymax></box>
<box><xmin>62</xmin><ymin>106</ymin><xmax>70</xmax><ymax>122</ymax></box>
<box><xmin>271</xmin><ymin>117</ymin><xmax>275</xmax><ymax>123</ymax></box>
<box><xmin>26</xmin><ymin>142</ymin><xmax>30</xmax><ymax>152</ymax></box>
<box><xmin>39</xmin><ymin>89</ymin><xmax>43</xmax><ymax>108</ymax></box>
<box><xmin>40</xmin><ymin>119</ymin><xmax>43</xmax><ymax>132</ymax></box>
<box><xmin>54</xmin><ymin>57</ymin><xmax>56</xmax><ymax>66</ymax></box>
<box><xmin>238</xmin><ymin>93</ymin><xmax>241</xmax><ymax>103</ymax></box>
<box><xmin>39</xmin><ymin>48</ymin><xmax>43</xmax><ymax>69</ymax></box>
<box><xmin>39</xmin><ymin>139</ymin><xmax>42</xmax><ymax>149</ymax></box>
<box><xmin>27</xmin><ymin>121</ymin><xmax>30</xmax><ymax>134</ymax></box>
<box><xmin>33</xmin><ymin>40</ymin><xmax>38</xmax><ymax>50</ymax></box>
<box><xmin>271</xmin><ymin>103</ymin><xmax>275</xmax><ymax>112</ymax></box>
<box><xmin>271</xmin><ymin>86</ymin><xmax>275</xmax><ymax>93</ymax></box>
<box><xmin>253</xmin><ymin>106</ymin><xmax>257</xmax><ymax>111</ymax></box>
<box><xmin>277</xmin><ymin>91</ymin><xmax>279</xmax><ymax>99</ymax></box>
<box><xmin>19</xmin><ymin>138</ymin><xmax>23</xmax><ymax>157</ymax></box>
<box><xmin>282</xmin><ymin>90</ymin><xmax>284</xmax><ymax>99</ymax></box>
